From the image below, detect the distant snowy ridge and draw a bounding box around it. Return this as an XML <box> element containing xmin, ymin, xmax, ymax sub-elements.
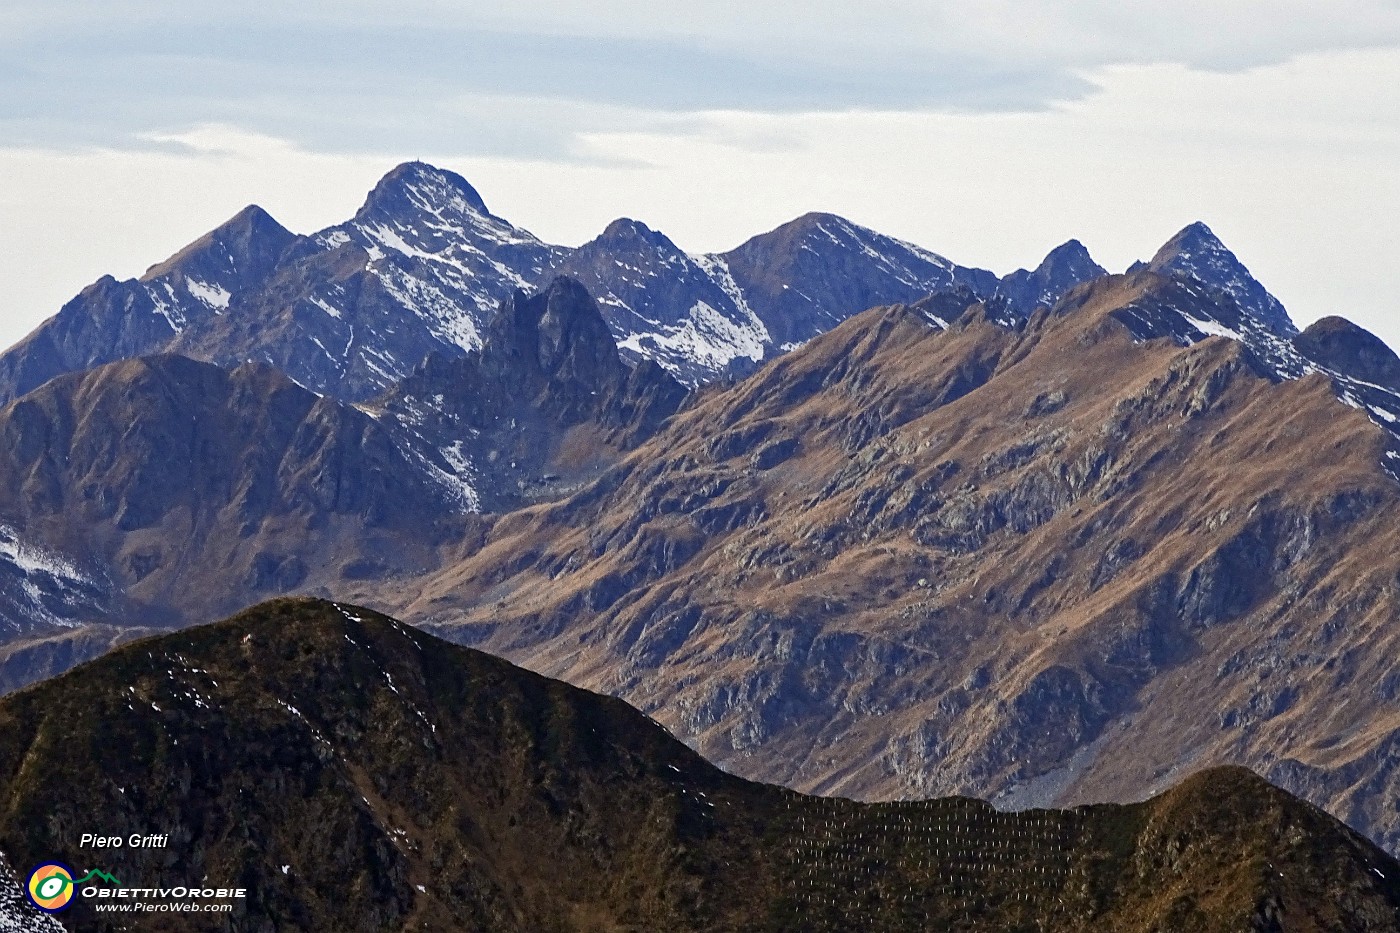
<box><xmin>0</xmin><ymin>160</ymin><xmax>1101</xmax><ymax>407</ymax></box>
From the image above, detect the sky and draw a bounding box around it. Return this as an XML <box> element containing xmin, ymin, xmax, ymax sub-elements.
<box><xmin>2</xmin><ymin>2</ymin><xmax>1399</xmax><ymax>353</ymax></box>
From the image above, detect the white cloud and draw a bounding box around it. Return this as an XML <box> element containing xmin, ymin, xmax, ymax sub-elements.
<box><xmin>6</xmin><ymin>2</ymin><xmax>1400</xmax><ymax>159</ymax></box>
<box><xmin>272</xmin><ymin>0</ymin><xmax>1400</xmax><ymax>67</ymax></box>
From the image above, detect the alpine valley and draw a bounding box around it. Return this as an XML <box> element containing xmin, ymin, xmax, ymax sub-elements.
<box><xmin>4</xmin><ymin>162</ymin><xmax>1400</xmax><ymax>920</ymax></box>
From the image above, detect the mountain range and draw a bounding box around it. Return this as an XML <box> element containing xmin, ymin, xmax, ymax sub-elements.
<box><xmin>1</xmin><ymin>598</ymin><xmax>1397</xmax><ymax>932</ymax></box>
<box><xmin>4</xmin><ymin>162</ymin><xmax>1400</xmax><ymax>876</ymax></box>
<box><xmin>0</xmin><ymin>162</ymin><xmax>1104</xmax><ymax>405</ymax></box>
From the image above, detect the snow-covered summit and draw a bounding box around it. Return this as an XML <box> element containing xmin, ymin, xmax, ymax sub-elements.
<box><xmin>360</xmin><ymin>161</ymin><xmax>493</xmax><ymax>217</ymax></box>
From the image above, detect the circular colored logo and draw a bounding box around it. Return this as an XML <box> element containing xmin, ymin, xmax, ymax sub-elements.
<box><xmin>26</xmin><ymin>862</ymin><xmax>76</xmax><ymax>913</ymax></box>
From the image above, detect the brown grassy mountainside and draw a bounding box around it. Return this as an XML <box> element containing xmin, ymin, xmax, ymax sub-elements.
<box><xmin>1</xmin><ymin>599</ymin><xmax>1397</xmax><ymax>932</ymax></box>
<box><xmin>395</xmin><ymin>273</ymin><xmax>1400</xmax><ymax>854</ymax></box>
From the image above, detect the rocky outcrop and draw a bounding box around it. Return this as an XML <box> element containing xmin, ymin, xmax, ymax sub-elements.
<box><xmin>997</xmin><ymin>239</ymin><xmax>1106</xmax><ymax>314</ymax></box>
<box><xmin>1294</xmin><ymin>316</ymin><xmax>1400</xmax><ymax>387</ymax></box>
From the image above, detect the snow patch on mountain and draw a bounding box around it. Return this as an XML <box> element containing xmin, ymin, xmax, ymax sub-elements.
<box><xmin>829</xmin><ymin>218</ymin><xmax>958</xmax><ymax>289</ymax></box>
<box><xmin>377</xmin><ymin>417</ymin><xmax>481</xmax><ymax>514</ymax></box>
<box><xmin>420</xmin><ymin>441</ymin><xmax>481</xmax><ymax>513</ymax></box>
<box><xmin>146</xmin><ymin>281</ymin><xmax>188</xmax><ymax>333</ymax></box>
<box><xmin>368</xmin><ymin>263</ymin><xmax>484</xmax><ymax>355</ymax></box>
<box><xmin>318</xmin><ymin>229</ymin><xmax>352</xmax><ymax>249</ymax></box>
<box><xmin>0</xmin><ymin>526</ymin><xmax>90</xmax><ymax>585</ymax></box>
<box><xmin>917</xmin><ymin>309</ymin><xmax>952</xmax><ymax>329</ymax></box>
<box><xmin>0</xmin><ymin>525</ymin><xmax>105</xmax><ymax>633</ymax></box>
<box><xmin>186</xmin><ymin>278</ymin><xmax>231</xmax><ymax>310</ymax></box>
<box><xmin>310</xmin><ymin>296</ymin><xmax>343</xmax><ymax>319</ymax></box>
<box><xmin>1165</xmin><ymin>282</ymin><xmax>1400</xmax><ymax>446</ymax></box>
<box><xmin>620</xmin><ymin>300</ymin><xmax>768</xmax><ymax>375</ymax></box>
<box><xmin>692</xmin><ymin>254</ymin><xmax>757</xmax><ymax>323</ymax></box>
<box><xmin>1180</xmin><ymin>313</ymin><xmax>1243</xmax><ymax>342</ymax></box>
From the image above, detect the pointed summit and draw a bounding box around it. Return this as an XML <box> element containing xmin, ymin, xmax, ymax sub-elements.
<box><xmin>597</xmin><ymin>218</ymin><xmax>677</xmax><ymax>250</ymax></box>
<box><xmin>1147</xmin><ymin>222</ymin><xmax>1294</xmax><ymax>335</ymax></box>
<box><xmin>358</xmin><ymin>161</ymin><xmax>492</xmax><ymax>220</ymax></box>
<box><xmin>141</xmin><ymin>204</ymin><xmax>295</xmax><ymax>283</ymax></box>
<box><xmin>1147</xmin><ymin>221</ymin><xmax>1231</xmax><ymax>274</ymax></box>
<box><xmin>997</xmin><ymin>239</ymin><xmax>1107</xmax><ymax>314</ymax></box>
<box><xmin>1037</xmin><ymin>239</ymin><xmax>1101</xmax><ymax>276</ymax></box>
<box><xmin>721</xmin><ymin>212</ymin><xmax>998</xmax><ymax>349</ymax></box>
<box><xmin>0</xmin><ymin>203</ymin><xmax>301</xmax><ymax>407</ymax></box>
<box><xmin>556</xmin><ymin>217</ymin><xmax>773</xmax><ymax>385</ymax></box>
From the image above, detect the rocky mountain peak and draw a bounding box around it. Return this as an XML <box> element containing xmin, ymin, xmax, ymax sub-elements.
<box><xmin>1148</xmin><ymin>221</ymin><xmax>1295</xmax><ymax>335</ymax></box>
<box><xmin>762</xmin><ymin>212</ymin><xmax>887</xmax><ymax>256</ymax></box>
<box><xmin>720</xmin><ymin>211</ymin><xmax>999</xmax><ymax>350</ymax></box>
<box><xmin>375</xmin><ymin>277</ymin><xmax>686</xmax><ymax>512</ymax></box>
<box><xmin>1294</xmin><ymin>316</ymin><xmax>1400</xmax><ymax>388</ymax></box>
<box><xmin>140</xmin><ymin>203</ymin><xmax>295</xmax><ymax>286</ymax></box>
<box><xmin>0</xmin><ymin>167</ymin><xmax>1043</xmax><ymax>406</ymax></box>
<box><xmin>1153</xmin><ymin>219</ymin><xmax>1222</xmax><ymax>254</ymax></box>
<box><xmin>1038</xmin><ymin>238</ymin><xmax>1100</xmax><ymax>276</ymax></box>
<box><xmin>485</xmin><ymin>276</ymin><xmax>625</xmax><ymax>389</ymax></box>
<box><xmin>597</xmin><ymin>217</ymin><xmax>679</xmax><ymax>252</ymax></box>
<box><xmin>358</xmin><ymin>160</ymin><xmax>492</xmax><ymax>220</ymax></box>
<box><xmin>997</xmin><ymin>239</ymin><xmax>1107</xmax><ymax>314</ymax></box>
<box><xmin>790</xmin><ymin>210</ymin><xmax>850</xmax><ymax>233</ymax></box>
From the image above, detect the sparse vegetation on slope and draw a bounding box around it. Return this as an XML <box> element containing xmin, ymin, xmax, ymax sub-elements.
<box><xmin>0</xmin><ymin>599</ymin><xmax>1397</xmax><ymax>932</ymax></box>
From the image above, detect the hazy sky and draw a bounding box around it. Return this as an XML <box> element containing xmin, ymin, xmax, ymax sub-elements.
<box><xmin>2</xmin><ymin>2</ymin><xmax>1398</xmax><ymax>352</ymax></box>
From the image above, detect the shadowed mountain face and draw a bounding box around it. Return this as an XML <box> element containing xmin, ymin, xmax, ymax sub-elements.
<box><xmin>397</xmin><ymin>269</ymin><xmax>1400</xmax><ymax>856</ymax></box>
<box><xmin>0</xmin><ymin>355</ymin><xmax>467</xmax><ymax>650</ymax></box>
<box><xmin>0</xmin><ymin>164</ymin><xmax>563</xmax><ymax>406</ymax></box>
<box><xmin>0</xmin><ymin>598</ymin><xmax>1396</xmax><ymax>933</ymax></box>
<box><xmin>1145</xmin><ymin>222</ymin><xmax>1295</xmax><ymax>337</ymax></box>
<box><xmin>0</xmin><ymin>206</ymin><xmax>297</xmax><ymax>405</ymax></box>
<box><xmin>553</xmin><ymin>218</ymin><xmax>774</xmax><ymax>383</ymax></box>
<box><xmin>375</xmin><ymin>277</ymin><xmax>688</xmax><ymax>511</ymax></box>
<box><xmin>998</xmin><ymin>239</ymin><xmax>1107</xmax><ymax>313</ymax></box>
<box><xmin>1294</xmin><ymin>316</ymin><xmax>1400</xmax><ymax>388</ymax></box>
<box><xmin>717</xmin><ymin>211</ymin><xmax>995</xmax><ymax>353</ymax></box>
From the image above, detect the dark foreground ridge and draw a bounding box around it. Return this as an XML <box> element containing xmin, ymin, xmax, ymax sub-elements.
<box><xmin>0</xmin><ymin>598</ymin><xmax>1397</xmax><ymax>932</ymax></box>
